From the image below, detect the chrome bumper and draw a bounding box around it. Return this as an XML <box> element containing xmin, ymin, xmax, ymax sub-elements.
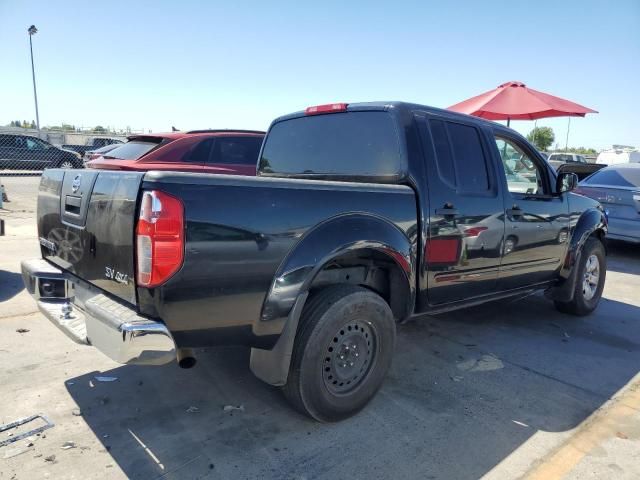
<box><xmin>21</xmin><ymin>258</ymin><xmax>176</xmax><ymax>366</ymax></box>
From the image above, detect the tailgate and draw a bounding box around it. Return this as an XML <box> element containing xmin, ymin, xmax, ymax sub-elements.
<box><xmin>37</xmin><ymin>169</ymin><xmax>144</xmax><ymax>305</ymax></box>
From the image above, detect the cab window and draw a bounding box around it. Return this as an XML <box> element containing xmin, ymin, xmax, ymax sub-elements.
<box><xmin>495</xmin><ymin>136</ymin><xmax>548</xmax><ymax>195</ymax></box>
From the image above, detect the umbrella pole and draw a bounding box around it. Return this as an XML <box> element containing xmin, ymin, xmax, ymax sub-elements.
<box><xmin>507</xmin><ymin>118</ymin><xmax>510</xmax><ymax>127</ymax></box>
<box><xmin>533</xmin><ymin>120</ymin><xmax>537</xmax><ymax>148</ymax></box>
<box><xmin>565</xmin><ymin>117</ymin><xmax>571</xmax><ymax>152</ymax></box>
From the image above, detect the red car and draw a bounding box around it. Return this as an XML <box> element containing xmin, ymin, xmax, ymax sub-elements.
<box><xmin>86</xmin><ymin>130</ymin><xmax>265</xmax><ymax>175</ymax></box>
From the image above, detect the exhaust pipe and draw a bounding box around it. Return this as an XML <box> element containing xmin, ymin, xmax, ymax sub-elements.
<box><xmin>177</xmin><ymin>348</ymin><xmax>196</xmax><ymax>369</ymax></box>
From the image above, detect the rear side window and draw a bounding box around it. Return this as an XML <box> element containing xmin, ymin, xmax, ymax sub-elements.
<box><xmin>429</xmin><ymin>120</ymin><xmax>490</xmax><ymax>194</ymax></box>
<box><xmin>259</xmin><ymin>112</ymin><xmax>401</xmax><ymax>178</ymax></box>
<box><xmin>583</xmin><ymin>168</ymin><xmax>640</xmax><ymax>187</ymax></box>
<box><xmin>104</xmin><ymin>140</ymin><xmax>161</xmax><ymax>160</ymax></box>
<box><xmin>550</xmin><ymin>154</ymin><xmax>573</xmax><ymax>163</ymax></box>
<box><xmin>184</xmin><ymin>139</ymin><xmax>213</xmax><ymax>163</ymax></box>
<box><xmin>211</xmin><ymin>136</ymin><xmax>263</xmax><ymax>165</ymax></box>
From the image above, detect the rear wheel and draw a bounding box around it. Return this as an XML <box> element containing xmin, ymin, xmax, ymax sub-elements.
<box><xmin>554</xmin><ymin>236</ymin><xmax>606</xmax><ymax>316</ymax></box>
<box><xmin>58</xmin><ymin>159</ymin><xmax>75</xmax><ymax>169</ymax></box>
<box><xmin>282</xmin><ymin>285</ymin><xmax>396</xmax><ymax>422</ymax></box>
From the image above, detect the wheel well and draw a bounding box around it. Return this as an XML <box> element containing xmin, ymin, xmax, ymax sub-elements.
<box><xmin>308</xmin><ymin>248</ymin><xmax>411</xmax><ymax>321</ymax></box>
<box><xmin>591</xmin><ymin>228</ymin><xmax>607</xmax><ymax>254</ymax></box>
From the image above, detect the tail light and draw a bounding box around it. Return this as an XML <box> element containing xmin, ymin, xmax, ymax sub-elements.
<box><xmin>305</xmin><ymin>103</ymin><xmax>348</xmax><ymax>115</ymax></box>
<box><xmin>136</xmin><ymin>190</ymin><xmax>184</xmax><ymax>287</ymax></box>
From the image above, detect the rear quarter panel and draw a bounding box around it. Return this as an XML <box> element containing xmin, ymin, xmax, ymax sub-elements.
<box><xmin>137</xmin><ymin>173</ymin><xmax>417</xmax><ymax>349</ymax></box>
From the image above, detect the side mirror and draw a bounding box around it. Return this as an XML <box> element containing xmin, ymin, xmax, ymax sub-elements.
<box><xmin>557</xmin><ymin>172</ymin><xmax>578</xmax><ymax>194</ymax></box>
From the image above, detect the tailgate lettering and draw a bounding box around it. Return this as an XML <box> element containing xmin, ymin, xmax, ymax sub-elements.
<box><xmin>105</xmin><ymin>266</ymin><xmax>130</xmax><ymax>285</ymax></box>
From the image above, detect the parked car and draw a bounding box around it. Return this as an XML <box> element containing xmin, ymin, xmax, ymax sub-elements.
<box><xmin>547</xmin><ymin>153</ymin><xmax>605</xmax><ymax>180</ymax></box>
<box><xmin>547</xmin><ymin>152</ymin><xmax>588</xmax><ymax>169</ymax></box>
<box><xmin>82</xmin><ymin>144</ymin><xmax>120</xmax><ymax>164</ymax></box>
<box><xmin>596</xmin><ymin>146</ymin><xmax>640</xmax><ymax>165</ymax></box>
<box><xmin>575</xmin><ymin>164</ymin><xmax>640</xmax><ymax>243</ymax></box>
<box><xmin>86</xmin><ymin>130</ymin><xmax>265</xmax><ymax>175</ymax></box>
<box><xmin>62</xmin><ymin>137</ymin><xmax>124</xmax><ymax>156</ymax></box>
<box><xmin>0</xmin><ymin>133</ymin><xmax>83</xmax><ymax>170</ymax></box>
<box><xmin>22</xmin><ymin>102</ymin><xmax>607</xmax><ymax>421</ymax></box>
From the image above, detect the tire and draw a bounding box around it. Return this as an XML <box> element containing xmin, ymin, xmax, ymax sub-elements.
<box><xmin>554</xmin><ymin>236</ymin><xmax>606</xmax><ymax>316</ymax></box>
<box><xmin>57</xmin><ymin>159</ymin><xmax>76</xmax><ymax>169</ymax></box>
<box><xmin>282</xmin><ymin>284</ymin><xmax>396</xmax><ymax>422</ymax></box>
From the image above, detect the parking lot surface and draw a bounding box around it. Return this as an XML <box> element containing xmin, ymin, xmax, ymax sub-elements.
<box><xmin>1</xmin><ymin>176</ymin><xmax>639</xmax><ymax>479</ymax></box>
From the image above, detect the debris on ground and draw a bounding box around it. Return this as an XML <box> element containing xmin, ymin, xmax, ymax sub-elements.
<box><xmin>3</xmin><ymin>447</ymin><xmax>30</xmax><ymax>459</ymax></box>
<box><xmin>15</xmin><ymin>328</ymin><xmax>30</xmax><ymax>334</ymax></box>
<box><xmin>67</xmin><ymin>381</ymin><xmax>75</xmax><ymax>386</ymax></box>
<box><xmin>44</xmin><ymin>454</ymin><xmax>56</xmax><ymax>463</ymax></box>
<box><xmin>72</xmin><ymin>408</ymin><xmax>82</xmax><ymax>416</ymax></box>
<box><xmin>450</xmin><ymin>375</ymin><xmax>464</xmax><ymax>382</ymax></box>
<box><xmin>0</xmin><ymin>414</ymin><xmax>54</xmax><ymax>448</ymax></box>
<box><xmin>94</xmin><ymin>376</ymin><xmax>118</xmax><ymax>382</ymax></box>
<box><xmin>61</xmin><ymin>441</ymin><xmax>76</xmax><ymax>450</ymax></box>
<box><xmin>100</xmin><ymin>396</ymin><xmax>110</xmax><ymax>406</ymax></box>
<box><xmin>563</xmin><ymin>331</ymin><xmax>571</xmax><ymax>338</ymax></box>
<box><xmin>223</xmin><ymin>405</ymin><xmax>245</xmax><ymax>412</ymax></box>
<box><xmin>186</xmin><ymin>406</ymin><xmax>199</xmax><ymax>413</ymax></box>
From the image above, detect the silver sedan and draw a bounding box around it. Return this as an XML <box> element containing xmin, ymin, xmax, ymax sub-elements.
<box><xmin>575</xmin><ymin>163</ymin><xmax>640</xmax><ymax>243</ymax></box>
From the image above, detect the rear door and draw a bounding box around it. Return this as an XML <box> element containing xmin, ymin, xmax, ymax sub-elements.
<box><xmin>491</xmin><ymin>132</ymin><xmax>570</xmax><ymax>288</ymax></box>
<box><xmin>205</xmin><ymin>136</ymin><xmax>263</xmax><ymax>175</ymax></box>
<box><xmin>38</xmin><ymin>169</ymin><xmax>145</xmax><ymax>304</ymax></box>
<box><xmin>0</xmin><ymin>135</ymin><xmax>17</xmax><ymax>168</ymax></box>
<box><xmin>417</xmin><ymin>114</ymin><xmax>505</xmax><ymax>305</ymax></box>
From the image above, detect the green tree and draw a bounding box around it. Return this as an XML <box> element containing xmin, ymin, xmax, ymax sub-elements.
<box><xmin>30</xmin><ymin>120</ymin><xmax>36</xmax><ymax>128</ymax></box>
<box><xmin>527</xmin><ymin>126</ymin><xmax>555</xmax><ymax>151</ymax></box>
<box><xmin>93</xmin><ymin>125</ymin><xmax>107</xmax><ymax>133</ymax></box>
<box><xmin>15</xmin><ymin>120</ymin><xmax>22</xmax><ymax>128</ymax></box>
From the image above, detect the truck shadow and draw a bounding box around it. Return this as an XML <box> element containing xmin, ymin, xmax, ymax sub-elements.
<box><xmin>0</xmin><ymin>271</ymin><xmax>24</xmax><ymax>302</ymax></box>
<box><xmin>607</xmin><ymin>240</ymin><xmax>640</xmax><ymax>275</ymax></box>
<box><xmin>65</xmin><ymin>291</ymin><xmax>640</xmax><ymax>479</ymax></box>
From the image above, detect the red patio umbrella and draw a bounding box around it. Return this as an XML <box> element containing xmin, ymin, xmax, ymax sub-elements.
<box><xmin>448</xmin><ymin>81</ymin><xmax>597</xmax><ymax>126</ymax></box>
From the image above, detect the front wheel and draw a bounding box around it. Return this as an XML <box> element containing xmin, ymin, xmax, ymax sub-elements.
<box><xmin>282</xmin><ymin>285</ymin><xmax>396</xmax><ymax>422</ymax></box>
<box><xmin>554</xmin><ymin>236</ymin><xmax>606</xmax><ymax>316</ymax></box>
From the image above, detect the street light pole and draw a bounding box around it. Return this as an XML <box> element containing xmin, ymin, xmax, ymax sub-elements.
<box><xmin>28</xmin><ymin>25</ymin><xmax>40</xmax><ymax>133</ymax></box>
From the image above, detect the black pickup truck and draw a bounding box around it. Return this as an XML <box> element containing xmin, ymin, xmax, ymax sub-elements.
<box><xmin>22</xmin><ymin>102</ymin><xmax>607</xmax><ymax>421</ymax></box>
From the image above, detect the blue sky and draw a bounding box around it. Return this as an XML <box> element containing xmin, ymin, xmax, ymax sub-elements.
<box><xmin>1</xmin><ymin>0</ymin><xmax>638</xmax><ymax>149</ymax></box>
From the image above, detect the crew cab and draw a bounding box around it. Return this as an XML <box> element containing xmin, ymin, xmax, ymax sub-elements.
<box><xmin>22</xmin><ymin>102</ymin><xmax>607</xmax><ymax>421</ymax></box>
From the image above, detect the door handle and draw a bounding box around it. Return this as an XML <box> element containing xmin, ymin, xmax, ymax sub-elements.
<box><xmin>435</xmin><ymin>206</ymin><xmax>461</xmax><ymax>218</ymax></box>
<box><xmin>506</xmin><ymin>206</ymin><xmax>523</xmax><ymax>218</ymax></box>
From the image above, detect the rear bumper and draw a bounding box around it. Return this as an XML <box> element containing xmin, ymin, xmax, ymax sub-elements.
<box><xmin>21</xmin><ymin>258</ymin><xmax>175</xmax><ymax>365</ymax></box>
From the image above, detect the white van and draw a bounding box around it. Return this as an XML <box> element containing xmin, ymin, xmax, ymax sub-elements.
<box><xmin>596</xmin><ymin>146</ymin><xmax>640</xmax><ymax>165</ymax></box>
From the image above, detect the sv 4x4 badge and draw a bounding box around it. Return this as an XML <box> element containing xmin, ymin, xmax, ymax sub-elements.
<box><xmin>105</xmin><ymin>266</ymin><xmax>130</xmax><ymax>285</ymax></box>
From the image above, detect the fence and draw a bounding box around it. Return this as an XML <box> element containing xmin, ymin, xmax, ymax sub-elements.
<box><xmin>0</xmin><ymin>126</ymin><xmax>131</xmax><ymax>177</ymax></box>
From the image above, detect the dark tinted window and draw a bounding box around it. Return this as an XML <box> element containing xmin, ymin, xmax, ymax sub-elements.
<box><xmin>550</xmin><ymin>154</ymin><xmax>573</xmax><ymax>163</ymax></box>
<box><xmin>429</xmin><ymin>120</ymin><xmax>489</xmax><ymax>194</ymax></box>
<box><xmin>583</xmin><ymin>168</ymin><xmax>640</xmax><ymax>187</ymax></box>
<box><xmin>184</xmin><ymin>139</ymin><xmax>213</xmax><ymax>163</ymax></box>
<box><xmin>211</xmin><ymin>136</ymin><xmax>262</xmax><ymax>165</ymax></box>
<box><xmin>259</xmin><ymin>112</ymin><xmax>400</xmax><ymax>177</ymax></box>
<box><xmin>0</xmin><ymin>135</ymin><xmax>15</xmax><ymax>147</ymax></box>
<box><xmin>104</xmin><ymin>140</ymin><xmax>160</xmax><ymax>160</ymax></box>
<box><xmin>429</xmin><ymin>120</ymin><xmax>456</xmax><ymax>187</ymax></box>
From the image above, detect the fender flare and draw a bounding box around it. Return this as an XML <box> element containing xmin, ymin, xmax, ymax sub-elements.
<box><xmin>549</xmin><ymin>207</ymin><xmax>607</xmax><ymax>302</ymax></box>
<box><xmin>250</xmin><ymin>213</ymin><xmax>415</xmax><ymax>386</ymax></box>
